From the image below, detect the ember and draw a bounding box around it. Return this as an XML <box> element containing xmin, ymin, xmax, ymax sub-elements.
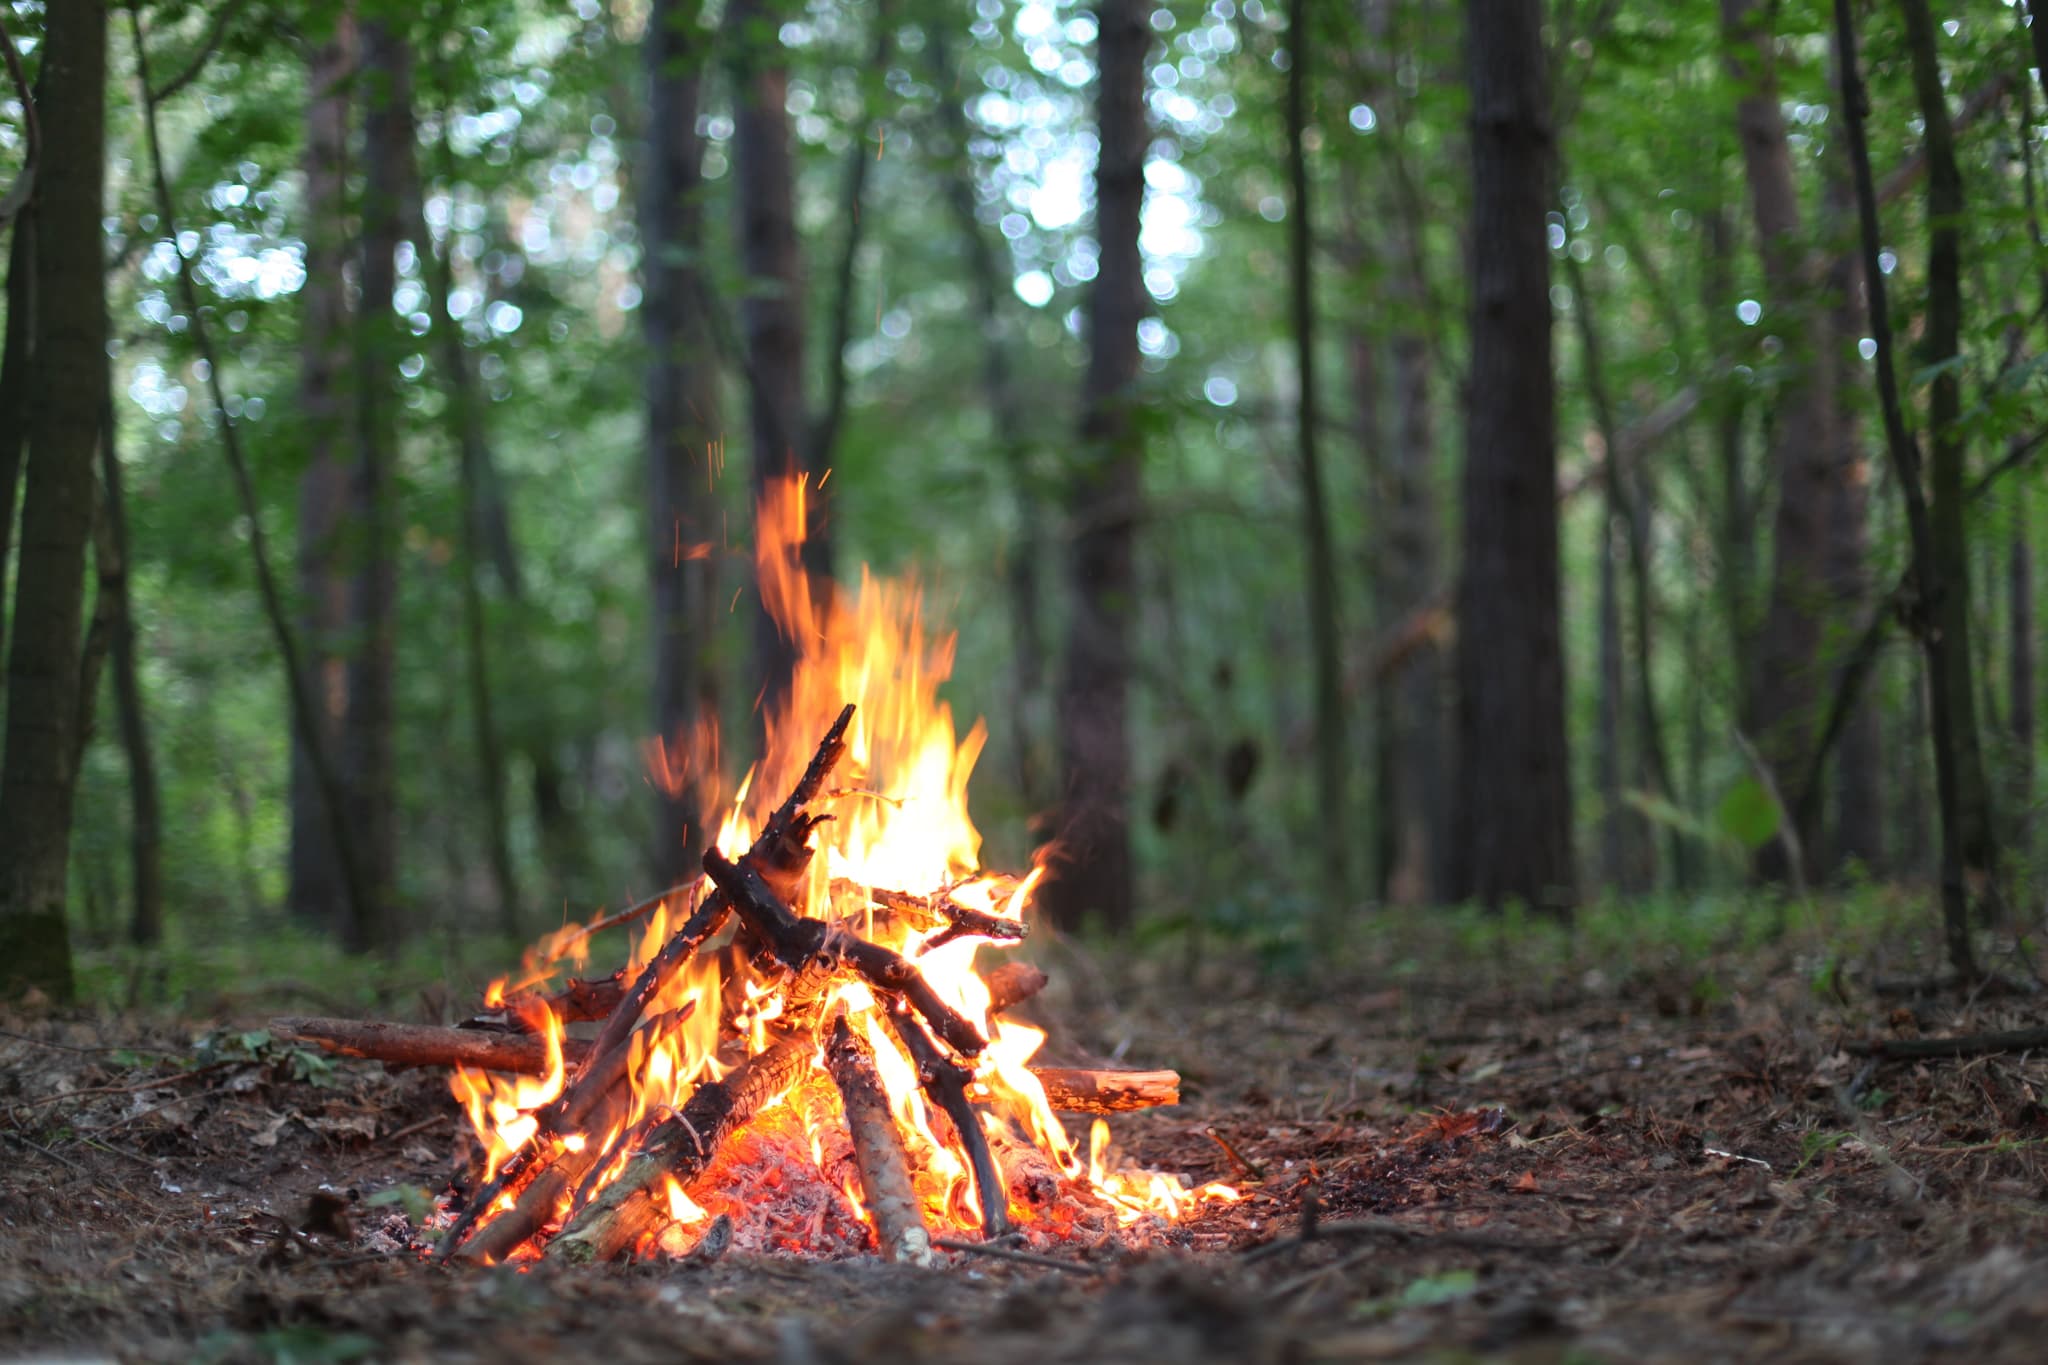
<box><xmin>288</xmin><ymin>477</ymin><xmax>1235</xmax><ymax>1263</ymax></box>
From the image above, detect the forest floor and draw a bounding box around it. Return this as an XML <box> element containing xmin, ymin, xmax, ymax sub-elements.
<box><xmin>6</xmin><ymin>894</ymin><xmax>2048</xmax><ymax>1363</ymax></box>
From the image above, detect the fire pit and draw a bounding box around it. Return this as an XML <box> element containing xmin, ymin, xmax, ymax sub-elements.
<box><xmin>276</xmin><ymin>479</ymin><xmax>1235</xmax><ymax>1264</ymax></box>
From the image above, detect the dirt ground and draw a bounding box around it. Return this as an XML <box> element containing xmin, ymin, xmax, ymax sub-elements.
<box><xmin>6</xmin><ymin>907</ymin><xmax>2048</xmax><ymax>1364</ymax></box>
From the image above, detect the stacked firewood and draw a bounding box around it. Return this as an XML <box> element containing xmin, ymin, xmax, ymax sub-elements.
<box><xmin>274</xmin><ymin>704</ymin><xmax>1179</xmax><ymax>1264</ymax></box>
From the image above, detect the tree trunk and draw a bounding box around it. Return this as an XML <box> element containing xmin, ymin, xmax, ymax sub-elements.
<box><xmin>96</xmin><ymin>336</ymin><xmax>164</xmax><ymax>947</ymax></box>
<box><xmin>1833</xmin><ymin>0</ymin><xmax>1978</xmax><ymax>975</ymax></box>
<box><xmin>646</xmin><ymin>0</ymin><xmax>725</xmax><ymax>888</ymax></box>
<box><xmin>728</xmin><ymin>0</ymin><xmax>818</xmax><ymax>720</ymax></box>
<box><xmin>1704</xmin><ymin>200</ymin><xmax>1755</xmax><ymax>687</ymax></box>
<box><xmin>2012</xmin><ymin>487</ymin><xmax>2035</xmax><ymax>866</ymax></box>
<box><xmin>1286</xmin><ymin>0</ymin><xmax>1347</xmax><ymax>898</ymax></box>
<box><xmin>0</xmin><ymin>0</ymin><xmax>103</xmax><ymax>1000</ymax></box>
<box><xmin>1450</xmin><ymin>0</ymin><xmax>1575</xmax><ymax>912</ymax></box>
<box><xmin>0</xmin><ymin>174</ymin><xmax>35</xmax><ymax>687</ymax></box>
<box><xmin>1821</xmin><ymin>120</ymin><xmax>1885</xmax><ymax>877</ymax></box>
<box><xmin>347</xmin><ymin>18</ymin><xmax>413</xmax><ymax>955</ymax></box>
<box><xmin>929</xmin><ymin>29</ymin><xmax>1049</xmax><ymax>805</ymax></box>
<box><xmin>1723</xmin><ymin>0</ymin><xmax>1837</xmax><ymax>883</ymax></box>
<box><xmin>1040</xmin><ymin>0</ymin><xmax>1149</xmax><ymax>933</ymax></box>
<box><xmin>290</xmin><ymin>11</ymin><xmax>353</xmax><ymax>928</ymax></box>
<box><xmin>1595</xmin><ymin>475</ymin><xmax>1626</xmax><ymax>892</ymax></box>
<box><xmin>1899</xmin><ymin>0</ymin><xmax>2000</xmax><ymax>918</ymax></box>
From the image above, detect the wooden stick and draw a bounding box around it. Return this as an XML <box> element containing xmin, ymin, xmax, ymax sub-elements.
<box><xmin>1845</xmin><ymin>1026</ymin><xmax>2048</xmax><ymax>1060</ymax></box>
<box><xmin>545</xmin><ymin>1037</ymin><xmax>810</xmax><ymax>1263</ymax></box>
<box><xmin>1031</xmin><ymin>1067</ymin><xmax>1179</xmax><ymax>1114</ymax></box>
<box><xmin>704</xmin><ymin>847</ymin><xmax>988</xmax><ymax>1059</ymax></box>
<box><xmin>825</xmin><ymin>1017</ymin><xmax>933</xmax><ymax>1265</ymax></box>
<box><xmin>273</xmin><ymin>1015</ymin><xmax>1176</xmax><ymax>1112</ymax></box>
<box><xmin>885</xmin><ymin>1005</ymin><xmax>1010</xmax><ymax>1239</ymax></box>
<box><xmin>452</xmin><ymin>1072</ymin><xmax>632</xmax><ymax>1264</ymax></box>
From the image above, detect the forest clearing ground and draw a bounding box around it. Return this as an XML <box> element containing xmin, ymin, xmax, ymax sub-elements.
<box><xmin>5</xmin><ymin>894</ymin><xmax>2048</xmax><ymax>1363</ymax></box>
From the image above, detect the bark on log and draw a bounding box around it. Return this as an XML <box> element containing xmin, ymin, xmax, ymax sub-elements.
<box><xmin>825</xmin><ymin>1017</ymin><xmax>933</xmax><ymax>1265</ymax></box>
<box><xmin>272</xmin><ymin>1014</ymin><xmax>1175</xmax><ymax>1112</ymax></box>
<box><xmin>545</xmin><ymin>1036</ymin><xmax>809</xmax><ymax>1263</ymax></box>
<box><xmin>986</xmin><ymin>1118</ymin><xmax>1064</xmax><ymax>1209</ymax></box>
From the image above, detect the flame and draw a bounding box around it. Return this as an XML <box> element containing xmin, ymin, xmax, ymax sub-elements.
<box><xmin>450</xmin><ymin>475</ymin><xmax>1229</xmax><ymax>1255</ymax></box>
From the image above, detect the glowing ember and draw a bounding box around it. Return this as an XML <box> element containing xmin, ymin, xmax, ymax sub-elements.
<box><xmin>445</xmin><ymin>477</ymin><xmax>1238</xmax><ymax>1262</ymax></box>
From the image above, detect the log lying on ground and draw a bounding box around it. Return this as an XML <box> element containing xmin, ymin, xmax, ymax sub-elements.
<box><xmin>1845</xmin><ymin>1026</ymin><xmax>2048</xmax><ymax>1061</ymax></box>
<box><xmin>1030</xmin><ymin>1068</ymin><xmax>1180</xmax><ymax>1114</ymax></box>
<box><xmin>273</xmin><ymin>1014</ymin><xmax>1176</xmax><ymax>1113</ymax></box>
<box><xmin>545</xmin><ymin>1036</ymin><xmax>810</xmax><ymax>1263</ymax></box>
<box><xmin>825</xmin><ymin>1017</ymin><xmax>932</xmax><ymax>1265</ymax></box>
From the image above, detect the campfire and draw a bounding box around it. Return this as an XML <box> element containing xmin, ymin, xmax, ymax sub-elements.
<box><xmin>277</xmin><ymin>478</ymin><xmax>1235</xmax><ymax>1264</ymax></box>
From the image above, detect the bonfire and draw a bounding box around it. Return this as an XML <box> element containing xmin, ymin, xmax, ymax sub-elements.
<box><xmin>278</xmin><ymin>478</ymin><xmax>1235</xmax><ymax>1264</ymax></box>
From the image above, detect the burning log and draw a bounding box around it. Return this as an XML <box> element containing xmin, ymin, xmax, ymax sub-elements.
<box><xmin>545</xmin><ymin>1036</ymin><xmax>810</xmax><ymax>1263</ymax></box>
<box><xmin>1031</xmin><ymin>1068</ymin><xmax>1180</xmax><ymax>1115</ymax></box>
<box><xmin>273</xmin><ymin>1014</ymin><xmax>1174</xmax><ymax>1116</ymax></box>
<box><xmin>454</xmin><ymin>1073</ymin><xmax>630</xmax><ymax>1264</ymax></box>
<box><xmin>858</xmin><ymin>884</ymin><xmax>1031</xmax><ymax>952</ymax></box>
<box><xmin>986</xmin><ymin>1118</ymin><xmax>1064</xmax><ymax>1209</ymax></box>
<box><xmin>824</xmin><ymin>1017</ymin><xmax>932</xmax><ymax>1265</ymax></box>
<box><xmin>985</xmin><ymin>961</ymin><xmax>1048</xmax><ymax>1015</ymax></box>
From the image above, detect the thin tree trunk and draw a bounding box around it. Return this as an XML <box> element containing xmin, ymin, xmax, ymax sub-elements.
<box><xmin>1833</xmin><ymin>0</ymin><xmax>1978</xmax><ymax>975</ymax></box>
<box><xmin>1705</xmin><ymin>200</ymin><xmax>1754</xmax><ymax>687</ymax></box>
<box><xmin>1822</xmin><ymin>114</ymin><xmax>1885</xmax><ymax>877</ymax></box>
<box><xmin>928</xmin><ymin>30</ymin><xmax>1048</xmax><ymax>805</ymax></box>
<box><xmin>96</xmin><ymin>338</ymin><xmax>163</xmax><ymax>947</ymax></box>
<box><xmin>129</xmin><ymin>4</ymin><xmax>373</xmax><ymax>951</ymax></box>
<box><xmin>728</xmin><ymin>0</ymin><xmax>817</xmax><ymax>720</ymax></box>
<box><xmin>1041</xmin><ymin>0</ymin><xmax>1150</xmax><ymax>932</ymax></box>
<box><xmin>1900</xmin><ymin>0</ymin><xmax>2000</xmax><ymax>917</ymax></box>
<box><xmin>1595</xmin><ymin>493</ymin><xmax>1625</xmax><ymax>892</ymax></box>
<box><xmin>812</xmin><ymin>3</ymin><xmax>891</xmax><ymax>479</ymax></box>
<box><xmin>417</xmin><ymin>100</ymin><xmax>520</xmax><ymax>940</ymax></box>
<box><xmin>2012</xmin><ymin>488</ymin><xmax>2035</xmax><ymax>865</ymax></box>
<box><xmin>290</xmin><ymin>10</ymin><xmax>353</xmax><ymax>928</ymax></box>
<box><xmin>1723</xmin><ymin>0</ymin><xmax>1838</xmax><ymax>882</ymax></box>
<box><xmin>646</xmin><ymin>0</ymin><xmax>724</xmax><ymax>888</ymax></box>
<box><xmin>1452</xmin><ymin>0</ymin><xmax>1574</xmax><ymax>911</ymax></box>
<box><xmin>0</xmin><ymin>0</ymin><xmax>102</xmax><ymax>1001</ymax></box>
<box><xmin>1286</xmin><ymin>0</ymin><xmax>1346</xmax><ymax>897</ymax></box>
<box><xmin>348</xmin><ymin>18</ymin><xmax>413</xmax><ymax>955</ymax></box>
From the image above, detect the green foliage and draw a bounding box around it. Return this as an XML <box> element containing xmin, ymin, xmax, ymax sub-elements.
<box><xmin>1714</xmin><ymin>777</ymin><xmax>1782</xmax><ymax>853</ymax></box>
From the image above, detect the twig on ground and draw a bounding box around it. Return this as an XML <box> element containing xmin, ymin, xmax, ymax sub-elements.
<box><xmin>0</xmin><ymin>1130</ymin><xmax>89</xmax><ymax>1174</ymax></box>
<box><xmin>1845</xmin><ymin>1027</ymin><xmax>2048</xmax><ymax>1061</ymax></box>
<box><xmin>933</xmin><ymin>1235</ymin><xmax>1102</xmax><ymax>1273</ymax></box>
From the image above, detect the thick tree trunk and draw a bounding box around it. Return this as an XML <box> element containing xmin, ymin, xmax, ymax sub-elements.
<box><xmin>1041</xmin><ymin>0</ymin><xmax>1150</xmax><ymax>932</ymax></box>
<box><xmin>347</xmin><ymin>19</ymin><xmax>413</xmax><ymax>955</ymax></box>
<box><xmin>1286</xmin><ymin>0</ymin><xmax>1347</xmax><ymax>897</ymax></box>
<box><xmin>728</xmin><ymin>0</ymin><xmax>818</xmax><ymax>720</ymax></box>
<box><xmin>646</xmin><ymin>0</ymin><xmax>724</xmax><ymax>888</ymax></box>
<box><xmin>0</xmin><ymin>183</ymin><xmax>34</xmax><ymax>685</ymax></box>
<box><xmin>1822</xmin><ymin>136</ymin><xmax>1885</xmax><ymax>877</ymax></box>
<box><xmin>1900</xmin><ymin>0</ymin><xmax>2000</xmax><ymax>918</ymax></box>
<box><xmin>1723</xmin><ymin>0</ymin><xmax>1837</xmax><ymax>882</ymax></box>
<box><xmin>290</xmin><ymin>13</ymin><xmax>353</xmax><ymax>928</ymax></box>
<box><xmin>0</xmin><ymin>0</ymin><xmax>102</xmax><ymax>1000</ymax></box>
<box><xmin>1450</xmin><ymin>0</ymin><xmax>1575</xmax><ymax>912</ymax></box>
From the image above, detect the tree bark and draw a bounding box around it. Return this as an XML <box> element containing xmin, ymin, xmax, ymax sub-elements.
<box><xmin>728</xmin><ymin>0</ymin><xmax>819</xmax><ymax>720</ymax></box>
<box><xmin>1723</xmin><ymin>0</ymin><xmax>1837</xmax><ymax>884</ymax></box>
<box><xmin>1041</xmin><ymin>0</ymin><xmax>1150</xmax><ymax>933</ymax></box>
<box><xmin>2011</xmin><ymin>490</ymin><xmax>2035</xmax><ymax>865</ymax></box>
<box><xmin>0</xmin><ymin>165</ymin><xmax>35</xmax><ymax>689</ymax></box>
<box><xmin>1832</xmin><ymin>0</ymin><xmax>1978</xmax><ymax>975</ymax></box>
<box><xmin>290</xmin><ymin>11</ymin><xmax>353</xmax><ymax>929</ymax></box>
<box><xmin>1450</xmin><ymin>0</ymin><xmax>1575</xmax><ymax>911</ymax></box>
<box><xmin>645</xmin><ymin>0</ymin><xmax>725</xmax><ymax>888</ymax></box>
<box><xmin>347</xmin><ymin>18</ymin><xmax>413</xmax><ymax>955</ymax></box>
<box><xmin>0</xmin><ymin>0</ymin><xmax>102</xmax><ymax>1000</ymax></box>
<box><xmin>1286</xmin><ymin>0</ymin><xmax>1347</xmax><ymax>898</ymax></box>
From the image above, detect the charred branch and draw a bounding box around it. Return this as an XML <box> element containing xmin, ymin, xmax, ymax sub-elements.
<box><xmin>704</xmin><ymin>847</ymin><xmax>989</xmax><ymax>1059</ymax></box>
<box><xmin>884</xmin><ymin>1005</ymin><xmax>1009</xmax><ymax>1239</ymax></box>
